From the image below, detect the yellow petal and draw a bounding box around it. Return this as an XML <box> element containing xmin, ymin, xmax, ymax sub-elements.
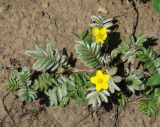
<box><xmin>96</xmin><ymin>84</ymin><xmax>102</xmax><ymax>91</ymax></box>
<box><xmin>96</xmin><ymin>70</ymin><xmax>103</xmax><ymax>77</ymax></box>
<box><xmin>90</xmin><ymin>76</ymin><xmax>98</xmax><ymax>84</ymax></box>
<box><xmin>102</xmin><ymin>83</ymin><xmax>109</xmax><ymax>90</ymax></box>
<box><xmin>100</xmin><ymin>27</ymin><xmax>107</xmax><ymax>34</ymax></box>
<box><xmin>103</xmin><ymin>74</ymin><xmax>110</xmax><ymax>81</ymax></box>
<box><xmin>92</xmin><ymin>27</ymin><xmax>99</xmax><ymax>36</ymax></box>
<box><xmin>102</xmin><ymin>34</ymin><xmax>107</xmax><ymax>40</ymax></box>
<box><xmin>95</xmin><ymin>37</ymin><xmax>103</xmax><ymax>44</ymax></box>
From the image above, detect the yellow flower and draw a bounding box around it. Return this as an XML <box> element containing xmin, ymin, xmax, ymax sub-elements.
<box><xmin>90</xmin><ymin>70</ymin><xmax>110</xmax><ymax>91</ymax></box>
<box><xmin>92</xmin><ymin>27</ymin><xmax>107</xmax><ymax>44</ymax></box>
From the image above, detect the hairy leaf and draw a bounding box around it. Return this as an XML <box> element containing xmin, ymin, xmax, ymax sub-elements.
<box><xmin>146</xmin><ymin>74</ymin><xmax>160</xmax><ymax>86</ymax></box>
<box><xmin>137</xmin><ymin>47</ymin><xmax>160</xmax><ymax>74</ymax></box>
<box><xmin>25</xmin><ymin>43</ymin><xmax>69</xmax><ymax>72</ymax></box>
<box><xmin>86</xmin><ymin>90</ymin><xmax>110</xmax><ymax>107</ymax></box>
<box><xmin>139</xmin><ymin>97</ymin><xmax>158</xmax><ymax>117</ymax></box>
<box><xmin>75</xmin><ymin>41</ymin><xmax>102</xmax><ymax>68</ymax></box>
<box><xmin>33</xmin><ymin>73</ymin><xmax>55</xmax><ymax>91</ymax></box>
<box><xmin>90</xmin><ymin>15</ymin><xmax>113</xmax><ymax>29</ymax></box>
<box><xmin>127</xmin><ymin>74</ymin><xmax>143</xmax><ymax>93</ymax></box>
<box><xmin>18</xmin><ymin>87</ymin><xmax>36</xmax><ymax>102</ymax></box>
<box><xmin>152</xmin><ymin>0</ymin><xmax>160</xmax><ymax>13</ymax></box>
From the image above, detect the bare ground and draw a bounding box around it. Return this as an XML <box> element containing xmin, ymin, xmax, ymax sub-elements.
<box><xmin>0</xmin><ymin>0</ymin><xmax>160</xmax><ymax>127</ymax></box>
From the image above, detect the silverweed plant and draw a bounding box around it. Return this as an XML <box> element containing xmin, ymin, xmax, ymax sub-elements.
<box><xmin>6</xmin><ymin>15</ymin><xmax>160</xmax><ymax>118</ymax></box>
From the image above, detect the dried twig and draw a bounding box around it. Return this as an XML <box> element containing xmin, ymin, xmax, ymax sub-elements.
<box><xmin>0</xmin><ymin>119</ymin><xmax>16</xmax><ymax>126</ymax></box>
<box><xmin>126</xmin><ymin>95</ymin><xmax>144</xmax><ymax>103</ymax></box>
<box><xmin>2</xmin><ymin>91</ymin><xmax>18</xmax><ymax>127</ymax></box>
<box><xmin>113</xmin><ymin>106</ymin><xmax>120</xmax><ymax>127</ymax></box>
<box><xmin>113</xmin><ymin>2</ymin><xmax>151</xmax><ymax>19</ymax></box>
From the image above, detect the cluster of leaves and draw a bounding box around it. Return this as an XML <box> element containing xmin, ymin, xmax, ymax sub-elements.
<box><xmin>6</xmin><ymin>43</ymin><xmax>92</xmax><ymax>107</ymax></box>
<box><xmin>111</xmin><ymin>34</ymin><xmax>160</xmax><ymax>117</ymax></box>
<box><xmin>5</xmin><ymin>15</ymin><xmax>160</xmax><ymax>118</ymax></box>
<box><xmin>6</xmin><ymin>67</ymin><xmax>36</xmax><ymax>102</ymax></box>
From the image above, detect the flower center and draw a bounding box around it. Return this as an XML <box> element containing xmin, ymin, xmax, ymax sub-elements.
<box><xmin>98</xmin><ymin>78</ymin><xmax>103</xmax><ymax>84</ymax></box>
<box><xmin>97</xmin><ymin>33</ymin><xmax>104</xmax><ymax>39</ymax></box>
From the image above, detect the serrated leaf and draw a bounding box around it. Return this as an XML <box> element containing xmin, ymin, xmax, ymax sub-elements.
<box><xmin>60</xmin><ymin>95</ymin><xmax>70</xmax><ymax>107</ymax></box>
<box><xmin>152</xmin><ymin>0</ymin><xmax>160</xmax><ymax>13</ymax></box>
<box><xmin>109</xmin><ymin>67</ymin><xmax>117</xmax><ymax>76</ymax></box>
<box><xmin>46</xmin><ymin>89</ymin><xmax>58</xmax><ymax>106</ymax></box>
<box><xmin>127</xmin><ymin>74</ymin><xmax>142</xmax><ymax>91</ymax></box>
<box><xmin>57</xmin><ymin>87</ymin><xmax>63</xmax><ymax>101</ymax></box>
<box><xmin>139</xmin><ymin>97</ymin><xmax>158</xmax><ymax>117</ymax></box>
<box><xmin>75</xmin><ymin>41</ymin><xmax>102</xmax><ymax>68</ymax></box>
<box><xmin>137</xmin><ymin>47</ymin><xmax>160</xmax><ymax>74</ymax></box>
<box><xmin>155</xmin><ymin>88</ymin><xmax>160</xmax><ymax>104</ymax></box>
<box><xmin>108</xmin><ymin>80</ymin><xmax>120</xmax><ymax>93</ymax></box>
<box><xmin>51</xmin><ymin>63</ymin><xmax>59</xmax><ymax>72</ymax></box>
<box><xmin>99</xmin><ymin>92</ymin><xmax>108</xmax><ymax>103</ymax></box>
<box><xmin>26</xmin><ymin>43</ymin><xmax>70</xmax><ymax>72</ymax></box>
<box><xmin>86</xmin><ymin>91</ymin><xmax>97</xmax><ymax>99</ymax></box>
<box><xmin>18</xmin><ymin>87</ymin><xmax>36</xmax><ymax>102</ymax></box>
<box><xmin>111</xmin><ymin>49</ymin><xmax>119</xmax><ymax>59</ymax></box>
<box><xmin>47</xmin><ymin>43</ymin><xmax>54</xmax><ymax>58</ymax></box>
<box><xmin>33</xmin><ymin>73</ymin><xmax>54</xmax><ymax>91</ymax></box>
<box><xmin>6</xmin><ymin>79</ymin><xmax>18</xmax><ymax>91</ymax></box>
<box><xmin>112</xmin><ymin>76</ymin><xmax>122</xmax><ymax>83</ymax></box>
<box><xmin>135</xmin><ymin>35</ymin><xmax>146</xmax><ymax>47</ymax></box>
<box><xmin>91</xmin><ymin>15</ymin><xmax>102</xmax><ymax>23</ymax></box>
<box><xmin>129</xmin><ymin>35</ymin><xmax>135</xmax><ymax>46</ymax></box>
<box><xmin>146</xmin><ymin>74</ymin><xmax>160</xmax><ymax>86</ymax></box>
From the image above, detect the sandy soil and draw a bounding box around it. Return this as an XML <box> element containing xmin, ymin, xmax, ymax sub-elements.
<box><xmin>0</xmin><ymin>0</ymin><xmax>160</xmax><ymax>127</ymax></box>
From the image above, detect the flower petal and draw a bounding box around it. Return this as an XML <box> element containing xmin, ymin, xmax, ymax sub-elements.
<box><xmin>96</xmin><ymin>37</ymin><xmax>104</xmax><ymax>44</ymax></box>
<box><xmin>102</xmin><ymin>83</ymin><xmax>109</xmax><ymax>90</ymax></box>
<box><xmin>100</xmin><ymin>27</ymin><xmax>107</xmax><ymax>34</ymax></box>
<box><xmin>96</xmin><ymin>84</ymin><xmax>102</xmax><ymax>91</ymax></box>
<box><xmin>103</xmin><ymin>74</ymin><xmax>110</xmax><ymax>81</ymax></box>
<box><xmin>90</xmin><ymin>76</ymin><xmax>98</xmax><ymax>84</ymax></box>
<box><xmin>102</xmin><ymin>34</ymin><xmax>107</xmax><ymax>40</ymax></box>
<box><xmin>96</xmin><ymin>70</ymin><xmax>103</xmax><ymax>77</ymax></box>
<box><xmin>92</xmin><ymin>27</ymin><xmax>99</xmax><ymax>36</ymax></box>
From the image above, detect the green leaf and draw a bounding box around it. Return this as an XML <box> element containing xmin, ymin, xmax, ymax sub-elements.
<box><xmin>60</xmin><ymin>95</ymin><xmax>70</xmax><ymax>107</ymax></box>
<box><xmin>75</xmin><ymin>41</ymin><xmax>102</xmax><ymax>68</ymax></box>
<box><xmin>139</xmin><ymin>97</ymin><xmax>158</xmax><ymax>117</ymax></box>
<box><xmin>112</xmin><ymin>76</ymin><xmax>122</xmax><ymax>83</ymax></box>
<box><xmin>127</xmin><ymin>74</ymin><xmax>144</xmax><ymax>93</ymax></box>
<box><xmin>18</xmin><ymin>87</ymin><xmax>36</xmax><ymax>102</ymax></box>
<box><xmin>46</xmin><ymin>89</ymin><xmax>58</xmax><ymax>106</ymax></box>
<box><xmin>90</xmin><ymin>15</ymin><xmax>114</xmax><ymax>29</ymax></box>
<box><xmin>86</xmin><ymin>90</ymin><xmax>110</xmax><ymax>107</ymax></box>
<box><xmin>44</xmin><ymin>75</ymin><xmax>68</xmax><ymax>106</ymax></box>
<box><xmin>6</xmin><ymin>79</ymin><xmax>19</xmax><ymax>91</ymax></box>
<box><xmin>135</xmin><ymin>35</ymin><xmax>147</xmax><ymax>47</ymax></box>
<box><xmin>146</xmin><ymin>74</ymin><xmax>160</xmax><ymax>86</ymax></box>
<box><xmin>111</xmin><ymin>49</ymin><xmax>119</xmax><ymax>59</ymax></box>
<box><xmin>25</xmin><ymin>43</ymin><xmax>70</xmax><ymax>72</ymax></box>
<box><xmin>129</xmin><ymin>35</ymin><xmax>135</xmax><ymax>46</ymax></box>
<box><xmin>152</xmin><ymin>0</ymin><xmax>160</xmax><ymax>13</ymax></box>
<box><xmin>155</xmin><ymin>88</ymin><xmax>160</xmax><ymax>104</ymax></box>
<box><xmin>116</xmin><ymin>91</ymin><xmax>126</xmax><ymax>107</ymax></box>
<box><xmin>109</xmin><ymin>67</ymin><xmax>117</xmax><ymax>76</ymax></box>
<box><xmin>6</xmin><ymin>67</ymin><xmax>32</xmax><ymax>91</ymax></box>
<box><xmin>17</xmin><ymin>67</ymin><xmax>31</xmax><ymax>86</ymax></box>
<box><xmin>108</xmin><ymin>79</ymin><xmax>120</xmax><ymax>93</ymax></box>
<box><xmin>33</xmin><ymin>73</ymin><xmax>55</xmax><ymax>91</ymax></box>
<box><xmin>137</xmin><ymin>47</ymin><xmax>160</xmax><ymax>74</ymax></box>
